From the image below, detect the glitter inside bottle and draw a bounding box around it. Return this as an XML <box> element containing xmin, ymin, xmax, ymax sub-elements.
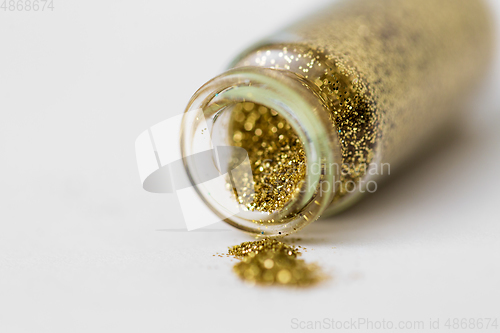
<box><xmin>180</xmin><ymin>0</ymin><xmax>493</xmax><ymax>236</ymax></box>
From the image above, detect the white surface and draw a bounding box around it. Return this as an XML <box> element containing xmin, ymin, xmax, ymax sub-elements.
<box><xmin>1</xmin><ymin>1</ymin><xmax>500</xmax><ymax>332</ymax></box>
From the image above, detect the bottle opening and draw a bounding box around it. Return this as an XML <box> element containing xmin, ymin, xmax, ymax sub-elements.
<box><xmin>181</xmin><ymin>67</ymin><xmax>341</xmax><ymax>236</ymax></box>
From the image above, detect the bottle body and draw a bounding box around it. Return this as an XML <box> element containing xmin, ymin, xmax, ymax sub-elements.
<box><xmin>181</xmin><ymin>0</ymin><xmax>493</xmax><ymax>236</ymax></box>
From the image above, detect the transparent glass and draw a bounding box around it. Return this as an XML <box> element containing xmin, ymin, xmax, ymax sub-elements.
<box><xmin>181</xmin><ymin>67</ymin><xmax>341</xmax><ymax>236</ymax></box>
<box><xmin>180</xmin><ymin>0</ymin><xmax>493</xmax><ymax>236</ymax></box>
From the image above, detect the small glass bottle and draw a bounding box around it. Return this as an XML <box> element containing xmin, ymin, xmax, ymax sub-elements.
<box><xmin>180</xmin><ymin>0</ymin><xmax>493</xmax><ymax>236</ymax></box>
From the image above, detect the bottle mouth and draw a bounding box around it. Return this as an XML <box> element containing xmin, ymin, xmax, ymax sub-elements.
<box><xmin>180</xmin><ymin>67</ymin><xmax>341</xmax><ymax>237</ymax></box>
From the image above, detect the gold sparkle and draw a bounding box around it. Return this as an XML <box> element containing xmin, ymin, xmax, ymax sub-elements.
<box><xmin>228</xmin><ymin>238</ymin><xmax>324</xmax><ymax>287</ymax></box>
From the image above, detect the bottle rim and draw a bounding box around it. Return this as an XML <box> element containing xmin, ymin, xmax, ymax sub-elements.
<box><xmin>180</xmin><ymin>66</ymin><xmax>341</xmax><ymax>237</ymax></box>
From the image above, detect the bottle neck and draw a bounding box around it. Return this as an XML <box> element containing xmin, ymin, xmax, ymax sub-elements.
<box><xmin>181</xmin><ymin>67</ymin><xmax>341</xmax><ymax>237</ymax></box>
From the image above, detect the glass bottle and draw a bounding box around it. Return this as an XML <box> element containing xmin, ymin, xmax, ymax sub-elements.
<box><xmin>180</xmin><ymin>0</ymin><xmax>493</xmax><ymax>236</ymax></box>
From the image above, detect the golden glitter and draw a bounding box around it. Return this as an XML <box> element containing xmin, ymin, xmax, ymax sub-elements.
<box><xmin>177</xmin><ymin>0</ymin><xmax>493</xmax><ymax>238</ymax></box>
<box><xmin>228</xmin><ymin>238</ymin><xmax>324</xmax><ymax>287</ymax></box>
<box><xmin>228</xmin><ymin>237</ymin><xmax>298</xmax><ymax>258</ymax></box>
<box><xmin>277</xmin><ymin>269</ymin><xmax>292</xmax><ymax>284</ymax></box>
<box><xmin>229</xmin><ymin>102</ymin><xmax>307</xmax><ymax>213</ymax></box>
<box><xmin>227</xmin><ymin>0</ymin><xmax>492</xmax><ymax>217</ymax></box>
<box><xmin>243</xmin><ymin>102</ymin><xmax>255</xmax><ymax>111</ymax></box>
<box><xmin>232</xmin><ymin>131</ymin><xmax>242</xmax><ymax>142</ymax></box>
<box><xmin>243</xmin><ymin>121</ymin><xmax>254</xmax><ymax>131</ymax></box>
<box><xmin>263</xmin><ymin>258</ymin><xmax>274</xmax><ymax>269</ymax></box>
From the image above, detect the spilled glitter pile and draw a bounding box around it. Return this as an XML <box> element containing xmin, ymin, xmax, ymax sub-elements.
<box><xmin>227</xmin><ymin>238</ymin><xmax>324</xmax><ymax>287</ymax></box>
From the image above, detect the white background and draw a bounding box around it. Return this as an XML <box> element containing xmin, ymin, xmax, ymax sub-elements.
<box><xmin>1</xmin><ymin>0</ymin><xmax>500</xmax><ymax>332</ymax></box>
